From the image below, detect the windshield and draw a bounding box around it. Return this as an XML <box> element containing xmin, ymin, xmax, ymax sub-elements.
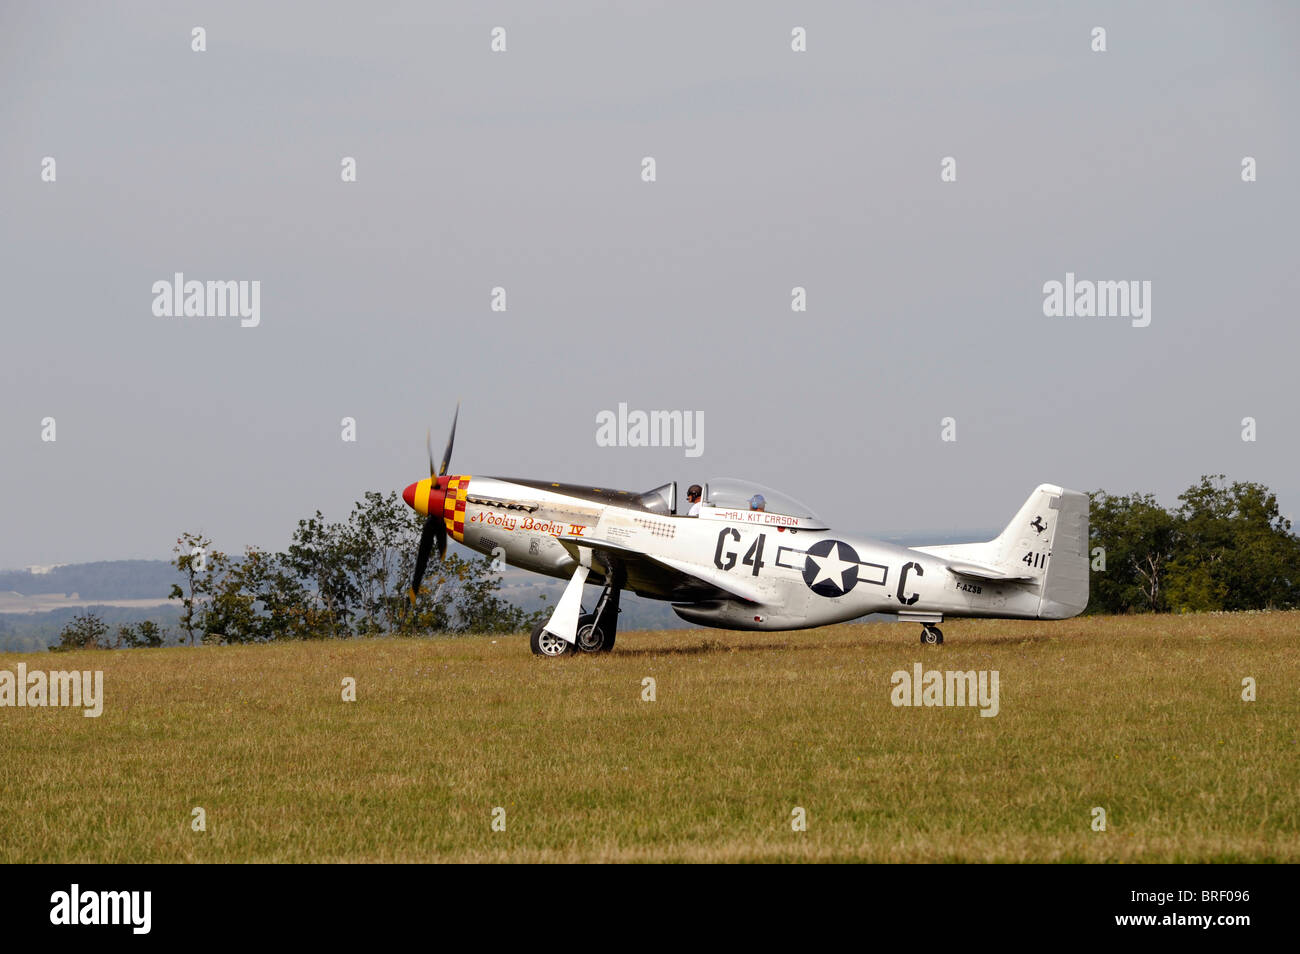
<box><xmin>703</xmin><ymin>478</ymin><xmax>821</xmax><ymax>521</ymax></box>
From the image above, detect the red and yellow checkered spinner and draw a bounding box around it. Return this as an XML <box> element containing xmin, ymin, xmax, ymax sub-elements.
<box><xmin>402</xmin><ymin>475</ymin><xmax>471</xmax><ymax>544</ymax></box>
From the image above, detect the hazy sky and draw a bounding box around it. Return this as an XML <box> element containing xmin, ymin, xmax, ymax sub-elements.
<box><xmin>2</xmin><ymin>1</ymin><xmax>1297</xmax><ymax>568</ymax></box>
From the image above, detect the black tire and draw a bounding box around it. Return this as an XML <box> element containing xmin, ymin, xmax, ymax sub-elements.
<box><xmin>574</xmin><ymin>613</ymin><xmax>613</xmax><ymax>654</ymax></box>
<box><xmin>530</xmin><ymin>621</ymin><xmax>571</xmax><ymax>657</ymax></box>
<box><xmin>921</xmin><ymin>625</ymin><xmax>942</xmax><ymax>646</ymax></box>
<box><xmin>582</xmin><ymin>612</ymin><xmax>617</xmax><ymax>652</ymax></box>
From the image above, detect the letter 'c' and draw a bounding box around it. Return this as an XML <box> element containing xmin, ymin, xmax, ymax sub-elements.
<box><xmin>896</xmin><ymin>562</ymin><xmax>923</xmax><ymax>605</ymax></box>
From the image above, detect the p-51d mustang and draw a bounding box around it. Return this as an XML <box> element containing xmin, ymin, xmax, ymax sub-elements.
<box><xmin>402</xmin><ymin>408</ymin><xmax>1089</xmax><ymax>656</ymax></box>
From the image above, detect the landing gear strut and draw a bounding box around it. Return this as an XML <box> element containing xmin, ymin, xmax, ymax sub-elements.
<box><xmin>920</xmin><ymin>624</ymin><xmax>944</xmax><ymax>645</ymax></box>
<box><xmin>575</xmin><ymin>575</ymin><xmax>620</xmax><ymax>653</ymax></box>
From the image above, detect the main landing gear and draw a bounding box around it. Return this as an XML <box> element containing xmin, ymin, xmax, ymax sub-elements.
<box><xmin>575</xmin><ymin>583</ymin><xmax>619</xmax><ymax>653</ymax></box>
<box><xmin>920</xmin><ymin>624</ymin><xmax>944</xmax><ymax>645</ymax></box>
<box><xmin>529</xmin><ymin>568</ymin><xmax>622</xmax><ymax>656</ymax></box>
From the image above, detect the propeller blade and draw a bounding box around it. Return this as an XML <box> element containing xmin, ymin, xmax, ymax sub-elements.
<box><xmin>438</xmin><ymin>402</ymin><xmax>460</xmax><ymax>477</ymax></box>
<box><xmin>410</xmin><ymin>402</ymin><xmax>459</xmax><ymax>611</ymax></box>
<box><xmin>409</xmin><ymin>514</ymin><xmax>443</xmax><ymax>605</ymax></box>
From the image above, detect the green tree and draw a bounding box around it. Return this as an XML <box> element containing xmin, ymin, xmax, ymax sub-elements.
<box><xmin>284</xmin><ymin>512</ymin><xmax>359</xmax><ymax>637</ymax></box>
<box><xmin>342</xmin><ymin>491</ymin><xmax>420</xmax><ymax>635</ymax></box>
<box><xmin>241</xmin><ymin>547</ymin><xmax>315</xmax><ymax>641</ymax></box>
<box><xmin>453</xmin><ymin>555</ymin><xmax>549</xmax><ymax>634</ymax></box>
<box><xmin>1169</xmin><ymin>475</ymin><xmax>1300</xmax><ymax>611</ymax></box>
<box><xmin>169</xmin><ymin>532</ymin><xmax>213</xmax><ymax>646</ymax></box>
<box><xmin>164</xmin><ymin>491</ymin><xmax>558</xmax><ymax>642</ymax></box>
<box><xmin>114</xmin><ymin>620</ymin><xmax>166</xmax><ymax>648</ymax></box>
<box><xmin>1163</xmin><ymin>561</ymin><xmax>1227</xmax><ymax>613</ymax></box>
<box><xmin>198</xmin><ymin>547</ymin><xmax>263</xmax><ymax>644</ymax></box>
<box><xmin>1087</xmin><ymin>491</ymin><xmax>1177</xmax><ymax>613</ymax></box>
<box><xmin>51</xmin><ymin>611</ymin><xmax>110</xmax><ymax>652</ymax></box>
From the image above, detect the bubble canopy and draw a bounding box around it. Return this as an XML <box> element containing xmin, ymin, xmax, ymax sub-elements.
<box><xmin>703</xmin><ymin>478</ymin><xmax>822</xmax><ymax>522</ymax></box>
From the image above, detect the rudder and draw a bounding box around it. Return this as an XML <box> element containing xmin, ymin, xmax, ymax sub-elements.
<box><xmin>984</xmin><ymin>484</ymin><xmax>1089</xmax><ymax>617</ymax></box>
<box><xmin>1037</xmin><ymin>487</ymin><xmax>1089</xmax><ymax>618</ymax></box>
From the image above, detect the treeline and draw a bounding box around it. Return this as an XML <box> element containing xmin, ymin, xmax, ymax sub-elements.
<box><xmin>51</xmin><ymin>491</ymin><xmax>545</xmax><ymax>651</ymax></box>
<box><xmin>52</xmin><ymin>614</ymin><xmax>167</xmax><ymax>652</ymax></box>
<box><xmin>1089</xmin><ymin>475</ymin><xmax>1300</xmax><ymax>614</ymax></box>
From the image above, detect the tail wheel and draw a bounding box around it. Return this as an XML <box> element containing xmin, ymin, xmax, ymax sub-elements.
<box><xmin>574</xmin><ymin>613</ymin><xmax>615</xmax><ymax>653</ymax></box>
<box><xmin>920</xmin><ymin>625</ymin><xmax>944</xmax><ymax>646</ymax></box>
<box><xmin>530</xmin><ymin>621</ymin><xmax>572</xmax><ymax>657</ymax></box>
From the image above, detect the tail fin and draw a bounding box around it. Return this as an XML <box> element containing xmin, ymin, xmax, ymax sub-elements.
<box><xmin>915</xmin><ymin>484</ymin><xmax>1090</xmax><ymax>619</ymax></box>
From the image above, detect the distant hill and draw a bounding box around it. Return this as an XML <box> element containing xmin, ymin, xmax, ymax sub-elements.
<box><xmin>0</xmin><ymin>604</ymin><xmax>184</xmax><ymax>653</ymax></box>
<box><xmin>0</xmin><ymin>560</ymin><xmax>181</xmax><ymax>600</ymax></box>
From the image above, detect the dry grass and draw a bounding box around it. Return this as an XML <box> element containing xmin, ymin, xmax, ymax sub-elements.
<box><xmin>2</xmin><ymin>611</ymin><xmax>1297</xmax><ymax>862</ymax></box>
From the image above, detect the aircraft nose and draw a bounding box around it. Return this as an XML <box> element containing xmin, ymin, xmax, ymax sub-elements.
<box><xmin>402</xmin><ymin>482</ymin><xmax>418</xmax><ymax>509</ymax></box>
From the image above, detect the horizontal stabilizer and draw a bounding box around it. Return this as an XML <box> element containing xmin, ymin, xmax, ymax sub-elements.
<box><xmin>945</xmin><ymin>560</ymin><xmax>1035</xmax><ymax>583</ymax></box>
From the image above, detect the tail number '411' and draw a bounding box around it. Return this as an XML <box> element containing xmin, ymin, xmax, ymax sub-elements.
<box><xmin>1023</xmin><ymin>551</ymin><xmax>1048</xmax><ymax>570</ymax></box>
<box><xmin>714</xmin><ymin>528</ymin><xmax>767</xmax><ymax>576</ymax></box>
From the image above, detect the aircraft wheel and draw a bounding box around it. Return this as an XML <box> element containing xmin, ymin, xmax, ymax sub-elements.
<box><xmin>920</xmin><ymin>625</ymin><xmax>944</xmax><ymax>646</ymax></box>
<box><xmin>574</xmin><ymin>613</ymin><xmax>614</xmax><ymax>654</ymax></box>
<box><xmin>530</xmin><ymin>622</ymin><xmax>572</xmax><ymax>657</ymax></box>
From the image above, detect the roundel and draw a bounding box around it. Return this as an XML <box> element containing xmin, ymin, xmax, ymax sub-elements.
<box><xmin>802</xmin><ymin>539</ymin><xmax>861</xmax><ymax>597</ymax></box>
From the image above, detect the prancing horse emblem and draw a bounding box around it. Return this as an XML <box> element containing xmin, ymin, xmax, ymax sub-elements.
<box><xmin>1030</xmin><ymin>516</ymin><xmax>1046</xmax><ymax>534</ymax></box>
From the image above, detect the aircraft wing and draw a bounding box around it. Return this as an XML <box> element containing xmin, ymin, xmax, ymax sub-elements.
<box><xmin>943</xmin><ymin>560</ymin><xmax>1036</xmax><ymax>583</ymax></box>
<box><xmin>555</xmin><ymin>536</ymin><xmax>766</xmax><ymax>604</ymax></box>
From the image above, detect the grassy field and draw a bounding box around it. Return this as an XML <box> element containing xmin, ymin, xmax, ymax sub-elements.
<box><xmin>2</xmin><ymin>611</ymin><xmax>1297</xmax><ymax>863</ymax></box>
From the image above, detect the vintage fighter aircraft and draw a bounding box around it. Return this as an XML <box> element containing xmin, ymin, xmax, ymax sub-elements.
<box><xmin>402</xmin><ymin>408</ymin><xmax>1089</xmax><ymax>655</ymax></box>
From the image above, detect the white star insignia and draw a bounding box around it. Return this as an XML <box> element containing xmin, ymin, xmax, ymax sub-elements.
<box><xmin>808</xmin><ymin>543</ymin><xmax>854</xmax><ymax>592</ymax></box>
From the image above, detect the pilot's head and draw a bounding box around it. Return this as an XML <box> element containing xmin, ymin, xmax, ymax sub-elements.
<box><xmin>749</xmin><ymin>494</ymin><xmax>766</xmax><ymax>511</ymax></box>
<box><xmin>687</xmin><ymin>484</ymin><xmax>702</xmax><ymax>503</ymax></box>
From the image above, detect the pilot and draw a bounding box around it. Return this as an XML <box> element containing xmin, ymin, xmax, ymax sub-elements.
<box><xmin>686</xmin><ymin>484</ymin><xmax>703</xmax><ymax>516</ymax></box>
<box><xmin>749</xmin><ymin>494</ymin><xmax>766</xmax><ymax>512</ymax></box>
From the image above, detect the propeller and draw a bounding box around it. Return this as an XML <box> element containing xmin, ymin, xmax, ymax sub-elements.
<box><xmin>408</xmin><ymin>403</ymin><xmax>459</xmax><ymax>608</ymax></box>
<box><xmin>436</xmin><ymin>403</ymin><xmax>458</xmax><ymax>477</ymax></box>
<box><xmin>409</xmin><ymin>515</ymin><xmax>444</xmax><ymax>608</ymax></box>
